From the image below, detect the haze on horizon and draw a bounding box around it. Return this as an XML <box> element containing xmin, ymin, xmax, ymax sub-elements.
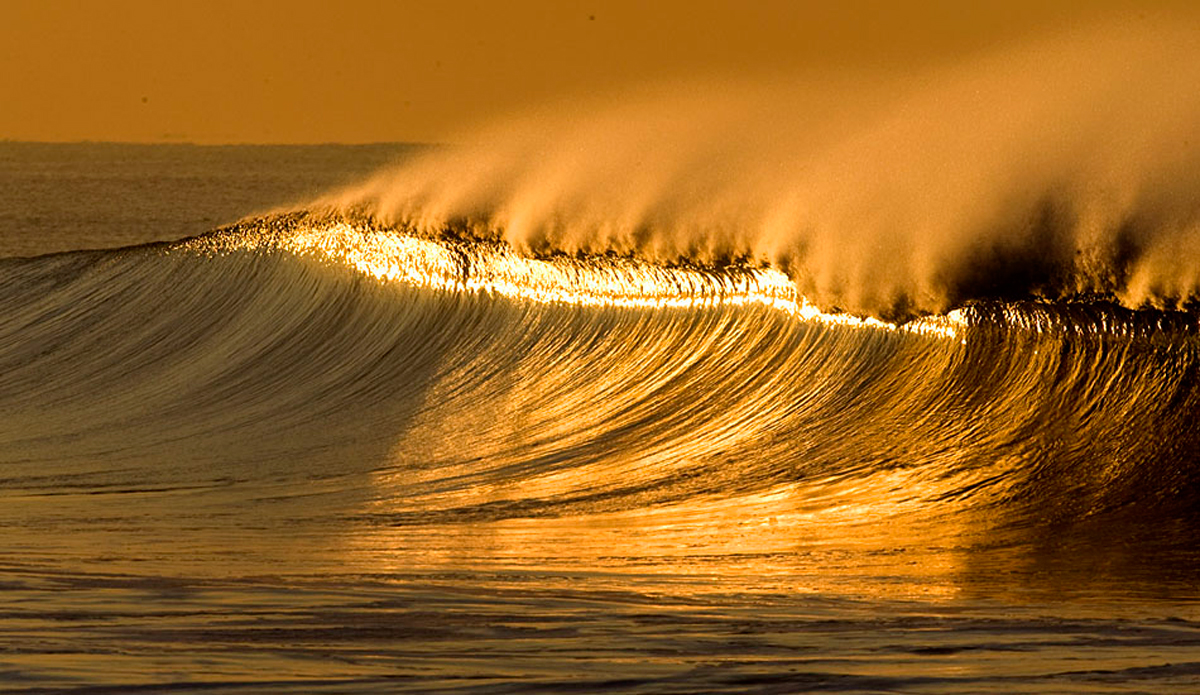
<box><xmin>3</xmin><ymin>0</ymin><xmax>1191</xmax><ymax>145</ymax></box>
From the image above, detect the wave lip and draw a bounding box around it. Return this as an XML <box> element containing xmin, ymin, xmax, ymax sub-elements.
<box><xmin>187</xmin><ymin>212</ymin><xmax>967</xmax><ymax>339</ymax></box>
<box><xmin>190</xmin><ymin>212</ymin><xmax>1200</xmax><ymax>340</ymax></box>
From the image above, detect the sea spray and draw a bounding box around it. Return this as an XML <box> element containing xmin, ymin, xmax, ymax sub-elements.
<box><xmin>320</xmin><ymin>20</ymin><xmax>1200</xmax><ymax>320</ymax></box>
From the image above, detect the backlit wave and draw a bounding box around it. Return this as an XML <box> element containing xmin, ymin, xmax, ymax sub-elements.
<box><xmin>1</xmin><ymin>211</ymin><xmax>1196</xmax><ymax>578</ymax></box>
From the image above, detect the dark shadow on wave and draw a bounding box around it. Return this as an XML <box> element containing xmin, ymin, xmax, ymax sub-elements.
<box><xmin>935</xmin><ymin>195</ymin><xmax>1199</xmax><ymax>319</ymax></box>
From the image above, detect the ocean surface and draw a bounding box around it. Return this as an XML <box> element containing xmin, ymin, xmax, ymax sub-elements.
<box><xmin>1</xmin><ymin>142</ymin><xmax>1199</xmax><ymax>693</ymax></box>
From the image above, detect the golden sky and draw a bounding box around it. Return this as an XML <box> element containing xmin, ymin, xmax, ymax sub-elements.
<box><xmin>0</xmin><ymin>0</ymin><xmax>1187</xmax><ymax>143</ymax></box>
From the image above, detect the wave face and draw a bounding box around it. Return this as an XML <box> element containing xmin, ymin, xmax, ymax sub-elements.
<box><xmin>3</xmin><ymin>213</ymin><xmax>1198</xmax><ymax>581</ymax></box>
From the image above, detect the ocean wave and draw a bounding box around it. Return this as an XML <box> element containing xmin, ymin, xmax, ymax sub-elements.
<box><xmin>0</xmin><ymin>213</ymin><xmax>1197</xmax><ymax>551</ymax></box>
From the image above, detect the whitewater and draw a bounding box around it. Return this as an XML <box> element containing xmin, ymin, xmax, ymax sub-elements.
<box><xmin>2</xmin><ymin>21</ymin><xmax>1200</xmax><ymax>693</ymax></box>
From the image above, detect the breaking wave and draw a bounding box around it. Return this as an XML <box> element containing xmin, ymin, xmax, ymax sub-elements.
<box><xmin>1</xmin><ymin>212</ymin><xmax>1197</xmax><ymax>561</ymax></box>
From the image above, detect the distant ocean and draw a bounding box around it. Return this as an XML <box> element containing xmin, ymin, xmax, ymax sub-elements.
<box><xmin>2</xmin><ymin>142</ymin><xmax>1199</xmax><ymax>693</ymax></box>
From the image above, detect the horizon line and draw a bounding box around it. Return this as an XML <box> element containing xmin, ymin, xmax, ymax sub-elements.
<box><xmin>0</xmin><ymin>138</ymin><xmax>441</xmax><ymax>147</ymax></box>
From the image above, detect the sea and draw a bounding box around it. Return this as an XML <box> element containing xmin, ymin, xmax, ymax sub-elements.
<box><xmin>1</xmin><ymin>141</ymin><xmax>1199</xmax><ymax>693</ymax></box>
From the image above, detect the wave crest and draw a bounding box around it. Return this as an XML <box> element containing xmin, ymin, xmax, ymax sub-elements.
<box><xmin>318</xmin><ymin>20</ymin><xmax>1200</xmax><ymax>320</ymax></box>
